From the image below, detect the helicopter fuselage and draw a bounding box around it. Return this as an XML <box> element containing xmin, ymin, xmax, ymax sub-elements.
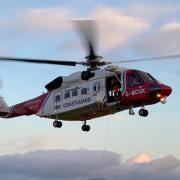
<box><xmin>0</xmin><ymin>66</ymin><xmax>172</xmax><ymax>122</ymax></box>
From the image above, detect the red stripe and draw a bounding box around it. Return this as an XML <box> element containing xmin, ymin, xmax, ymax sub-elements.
<box><xmin>9</xmin><ymin>92</ymin><xmax>50</xmax><ymax>118</ymax></box>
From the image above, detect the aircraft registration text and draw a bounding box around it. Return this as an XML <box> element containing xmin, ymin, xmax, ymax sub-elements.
<box><xmin>125</xmin><ymin>88</ymin><xmax>145</xmax><ymax>97</ymax></box>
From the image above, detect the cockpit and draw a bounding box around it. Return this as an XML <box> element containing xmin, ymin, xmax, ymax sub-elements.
<box><xmin>131</xmin><ymin>70</ymin><xmax>172</xmax><ymax>99</ymax></box>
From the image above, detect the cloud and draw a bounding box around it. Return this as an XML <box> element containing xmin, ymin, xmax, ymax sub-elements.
<box><xmin>126</xmin><ymin>153</ymin><xmax>153</xmax><ymax>164</ymax></box>
<box><xmin>0</xmin><ymin>149</ymin><xmax>179</xmax><ymax>180</ymax></box>
<box><xmin>0</xmin><ymin>7</ymin><xmax>74</xmax><ymax>40</ymax></box>
<box><xmin>0</xmin><ymin>136</ymin><xmax>65</xmax><ymax>155</ymax></box>
<box><xmin>59</xmin><ymin>6</ymin><xmax>149</xmax><ymax>52</ymax></box>
<box><xmin>132</xmin><ymin>22</ymin><xmax>180</xmax><ymax>56</ymax></box>
<box><xmin>0</xmin><ymin>6</ymin><xmax>149</xmax><ymax>53</ymax></box>
<box><xmin>161</xmin><ymin>22</ymin><xmax>180</xmax><ymax>31</ymax></box>
<box><xmin>1</xmin><ymin>4</ymin><xmax>180</xmax><ymax>56</ymax></box>
<box><xmin>22</xmin><ymin>5</ymin><xmax>149</xmax><ymax>44</ymax></box>
<box><xmin>22</xmin><ymin>7</ymin><xmax>73</xmax><ymax>31</ymax></box>
<box><xmin>146</xmin><ymin>155</ymin><xmax>180</xmax><ymax>174</ymax></box>
<box><xmin>125</xmin><ymin>4</ymin><xmax>180</xmax><ymax>21</ymax></box>
<box><xmin>125</xmin><ymin>4</ymin><xmax>180</xmax><ymax>57</ymax></box>
<box><xmin>89</xmin><ymin>6</ymin><xmax>149</xmax><ymax>51</ymax></box>
<box><xmin>0</xmin><ymin>149</ymin><xmax>120</xmax><ymax>180</ymax></box>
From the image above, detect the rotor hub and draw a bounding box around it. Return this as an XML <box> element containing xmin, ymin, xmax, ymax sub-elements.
<box><xmin>84</xmin><ymin>56</ymin><xmax>108</xmax><ymax>70</ymax></box>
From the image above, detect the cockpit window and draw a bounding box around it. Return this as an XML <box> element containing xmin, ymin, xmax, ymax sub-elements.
<box><xmin>128</xmin><ymin>72</ymin><xmax>144</xmax><ymax>87</ymax></box>
<box><xmin>147</xmin><ymin>73</ymin><xmax>158</xmax><ymax>82</ymax></box>
<box><xmin>141</xmin><ymin>72</ymin><xmax>158</xmax><ymax>83</ymax></box>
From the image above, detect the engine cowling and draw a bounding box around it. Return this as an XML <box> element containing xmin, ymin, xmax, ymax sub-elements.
<box><xmin>45</xmin><ymin>71</ymin><xmax>95</xmax><ymax>91</ymax></box>
<box><xmin>45</xmin><ymin>76</ymin><xmax>63</xmax><ymax>91</ymax></box>
<box><xmin>81</xmin><ymin>71</ymin><xmax>95</xmax><ymax>80</ymax></box>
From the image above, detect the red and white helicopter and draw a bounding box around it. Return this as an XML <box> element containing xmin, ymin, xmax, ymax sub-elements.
<box><xmin>0</xmin><ymin>21</ymin><xmax>177</xmax><ymax>132</ymax></box>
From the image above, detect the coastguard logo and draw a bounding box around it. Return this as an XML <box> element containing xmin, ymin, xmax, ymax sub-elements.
<box><xmin>54</xmin><ymin>97</ymin><xmax>92</xmax><ymax>110</ymax></box>
<box><xmin>63</xmin><ymin>97</ymin><xmax>91</xmax><ymax>108</ymax></box>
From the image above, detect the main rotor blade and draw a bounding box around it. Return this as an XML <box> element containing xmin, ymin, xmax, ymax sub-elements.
<box><xmin>110</xmin><ymin>54</ymin><xmax>180</xmax><ymax>64</ymax></box>
<box><xmin>0</xmin><ymin>56</ymin><xmax>78</xmax><ymax>66</ymax></box>
<box><xmin>74</xmin><ymin>20</ymin><xmax>98</xmax><ymax>59</ymax></box>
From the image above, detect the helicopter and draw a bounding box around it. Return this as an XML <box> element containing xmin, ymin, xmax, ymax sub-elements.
<box><xmin>0</xmin><ymin>20</ymin><xmax>178</xmax><ymax>132</ymax></box>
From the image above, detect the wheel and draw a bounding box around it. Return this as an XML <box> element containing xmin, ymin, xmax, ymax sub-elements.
<box><xmin>57</xmin><ymin>121</ymin><xmax>62</xmax><ymax>128</ymax></box>
<box><xmin>53</xmin><ymin>121</ymin><xmax>62</xmax><ymax>128</ymax></box>
<box><xmin>139</xmin><ymin>109</ymin><xmax>144</xmax><ymax>116</ymax></box>
<box><xmin>143</xmin><ymin>109</ymin><xmax>148</xmax><ymax>117</ymax></box>
<box><xmin>139</xmin><ymin>109</ymin><xmax>148</xmax><ymax>117</ymax></box>
<box><xmin>53</xmin><ymin>121</ymin><xmax>58</xmax><ymax>128</ymax></box>
<box><xmin>82</xmin><ymin>125</ymin><xmax>90</xmax><ymax>132</ymax></box>
<box><xmin>85</xmin><ymin>125</ymin><xmax>90</xmax><ymax>132</ymax></box>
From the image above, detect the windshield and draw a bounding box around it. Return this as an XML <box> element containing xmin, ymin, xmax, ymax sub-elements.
<box><xmin>141</xmin><ymin>72</ymin><xmax>158</xmax><ymax>83</ymax></box>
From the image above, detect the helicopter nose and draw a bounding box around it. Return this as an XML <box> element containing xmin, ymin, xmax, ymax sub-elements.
<box><xmin>155</xmin><ymin>84</ymin><xmax>172</xmax><ymax>104</ymax></box>
<box><xmin>161</xmin><ymin>84</ymin><xmax>172</xmax><ymax>96</ymax></box>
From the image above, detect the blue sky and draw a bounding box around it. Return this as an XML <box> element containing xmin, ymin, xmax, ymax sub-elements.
<box><xmin>0</xmin><ymin>0</ymin><xmax>180</xmax><ymax>162</ymax></box>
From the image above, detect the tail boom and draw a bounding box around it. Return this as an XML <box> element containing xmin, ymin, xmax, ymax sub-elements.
<box><xmin>0</xmin><ymin>93</ymin><xmax>50</xmax><ymax>118</ymax></box>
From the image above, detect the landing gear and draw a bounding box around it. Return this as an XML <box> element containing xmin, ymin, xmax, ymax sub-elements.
<box><xmin>129</xmin><ymin>106</ymin><xmax>135</xmax><ymax>115</ymax></box>
<box><xmin>53</xmin><ymin>120</ymin><xmax>62</xmax><ymax>128</ymax></box>
<box><xmin>82</xmin><ymin>125</ymin><xmax>90</xmax><ymax>132</ymax></box>
<box><xmin>128</xmin><ymin>105</ymin><xmax>149</xmax><ymax>117</ymax></box>
<box><xmin>82</xmin><ymin>121</ymin><xmax>90</xmax><ymax>132</ymax></box>
<box><xmin>139</xmin><ymin>109</ymin><xmax>148</xmax><ymax>117</ymax></box>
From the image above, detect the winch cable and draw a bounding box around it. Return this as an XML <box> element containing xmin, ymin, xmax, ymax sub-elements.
<box><xmin>96</xmin><ymin>117</ymin><xmax>110</xmax><ymax>178</ymax></box>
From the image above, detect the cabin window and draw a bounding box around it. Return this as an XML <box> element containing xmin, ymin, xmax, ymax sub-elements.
<box><xmin>128</xmin><ymin>72</ymin><xmax>144</xmax><ymax>87</ymax></box>
<box><xmin>54</xmin><ymin>91</ymin><xmax>62</xmax><ymax>103</ymax></box>
<box><xmin>64</xmin><ymin>91</ymin><xmax>70</xmax><ymax>99</ymax></box>
<box><xmin>93</xmin><ymin>82</ymin><xmax>101</xmax><ymax>92</ymax></box>
<box><xmin>55</xmin><ymin>95</ymin><xmax>61</xmax><ymax>102</ymax></box>
<box><xmin>81</xmin><ymin>88</ymin><xmax>88</xmax><ymax>95</ymax></box>
<box><xmin>72</xmin><ymin>89</ymin><xmax>78</xmax><ymax>97</ymax></box>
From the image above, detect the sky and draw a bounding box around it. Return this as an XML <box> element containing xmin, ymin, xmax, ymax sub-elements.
<box><xmin>0</xmin><ymin>0</ymin><xmax>180</xmax><ymax>179</ymax></box>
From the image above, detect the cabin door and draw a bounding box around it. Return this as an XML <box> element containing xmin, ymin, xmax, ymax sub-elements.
<box><xmin>106</xmin><ymin>74</ymin><xmax>121</xmax><ymax>103</ymax></box>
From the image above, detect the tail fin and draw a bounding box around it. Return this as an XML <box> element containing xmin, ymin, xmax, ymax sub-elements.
<box><xmin>0</xmin><ymin>96</ymin><xmax>8</xmax><ymax>110</ymax></box>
